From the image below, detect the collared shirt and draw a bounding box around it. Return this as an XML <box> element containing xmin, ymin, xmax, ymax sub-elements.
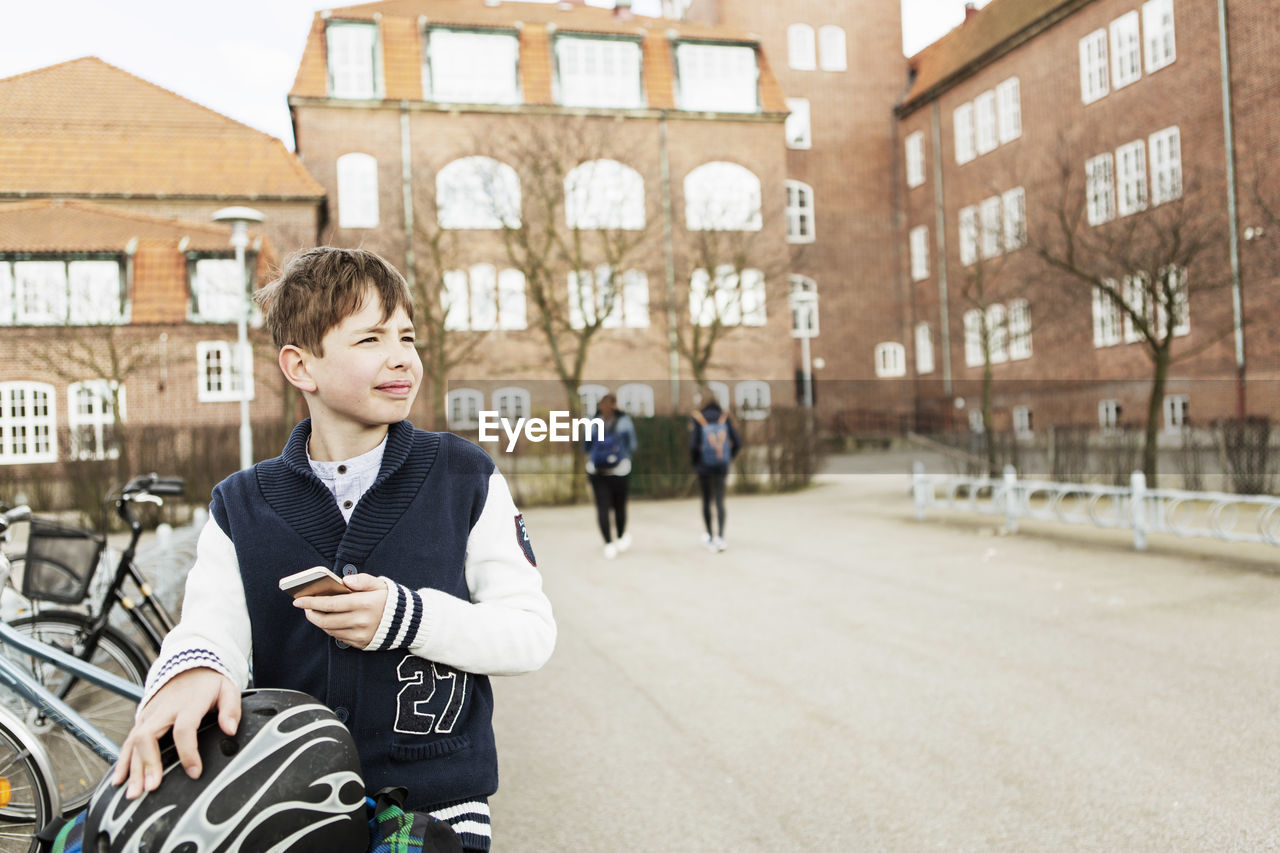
<box><xmin>308</xmin><ymin>437</ymin><xmax>386</xmax><ymax>522</ymax></box>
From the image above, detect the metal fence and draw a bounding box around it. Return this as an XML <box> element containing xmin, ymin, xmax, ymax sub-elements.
<box><xmin>912</xmin><ymin>462</ymin><xmax>1280</xmax><ymax>551</ymax></box>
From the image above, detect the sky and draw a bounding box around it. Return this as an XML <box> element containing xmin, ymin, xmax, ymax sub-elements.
<box><xmin>0</xmin><ymin>0</ymin><xmax>990</xmax><ymax>150</ymax></box>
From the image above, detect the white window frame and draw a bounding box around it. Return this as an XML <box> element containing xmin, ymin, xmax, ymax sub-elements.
<box><xmin>789</xmin><ymin>275</ymin><xmax>818</xmax><ymax>339</ymax></box>
<box><xmin>1002</xmin><ymin>187</ymin><xmax>1027</xmax><ymax>251</ymax></box>
<box><xmin>787</xmin><ymin>24</ymin><xmax>815</xmax><ymax>71</ymax></box>
<box><xmin>13</xmin><ymin>261</ymin><xmax>68</xmax><ymax>325</ymax></box>
<box><xmin>675</xmin><ymin>42</ymin><xmax>759</xmax><ymax>113</ymax></box>
<box><xmin>1116</xmin><ymin>140</ymin><xmax>1148</xmax><ymax>217</ymax></box>
<box><xmin>1110</xmin><ymin>12</ymin><xmax>1142</xmax><ymax>90</ymax></box>
<box><xmin>980</xmin><ymin>196</ymin><xmax>1002</xmax><ymax>259</ymax></box>
<box><xmin>1162</xmin><ymin>394</ymin><xmax>1189</xmax><ymax>433</ymax></box>
<box><xmin>905</xmin><ymin>131</ymin><xmax>925</xmax><ymax>188</ymax></box>
<box><xmin>189</xmin><ymin>258</ymin><xmax>244</xmax><ymax>323</ymax></box>
<box><xmin>1122</xmin><ymin>275</ymin><xmax>1148</xmax><ymax>343</ymax></box>
<box><xmin>874</xmin><ymin>342</ymin><xmax>906</xmax><ymax>378</ymax></box>
<box><xmin>1086</xmin><ymin>153</ymin><xmax>1116</xmax><ymax>226</ymax></box>
<box><xmin>785</xmin><ymin>180</ymin><xmax>816</xmax><ymax>243</ymax></box>
<box><xmin>621</xmin><ymin>270</ymin><xmax>650</xmax><ymax>329</ymax></box>
<box><xmin>68</xmin><ymin>260</ymin><xmax>126</xmax><ymax>325</ymax></box>
<box><xmin>684</xmin><ymin>162</ymin><xmax>762</xmax><ymax>231</ymax></box>
<box><xmin>785</xmin><ymin>98</ymin><xmax>812</xmax><ymax>149</ymax></box>
<box><xmin>975</xmin><ymin>90</ymin><xmax>997</xmax><ymax>156</ymax></box>
<box><xmin>617</xmin><ymin>383</ymin><xmax>655</xmax><ymax>418</ymax></box>
<box><xmin>1079</xmin><ymin>28</ymin><xmax>1109</xmax><ymax>104</ymax></box>
<box><xmin>493</xmin><ymin>386</ymin><xmax>531</xmax><ymax>422</ymax></box>
<box><xmin>996</xmin><ymin>77</ymin><xmax>1021</xmax><ymax>144</ymax></box>
<box><xmin>986</xmin><ymin>303</ymin><xmax>1008</xmax><ymax>364</ymax></box>
<box><xmin>436</xmin><ymin>156</ymin><xmax>522</xmax><ymax>230</ymax></box>
<box><xmin>0</xmin><ymin>381</ymin><xmax>57</xmax><ymax>465</ymax></box>
<box><xmin>446</xmin><ymin>388</ymin><xmax>483</xmax><ymax>430</ymax></box>
<box><xmin>427</xmin><ymin>28</ymin><xmax>521</xmax><ymax>105</ymax></box>
<box><xmin>468</xmin><ymin>263</ymin><xmax>498</xmax><ymax>332</ymax></box>
<box><xmin>1149</xmin><ymin>126</ymin><xmax>1182</xmax><ymax>206</ymax></box>
<box><xmin>565</xmin><ymin>159</ymin><xmax>646</xmax><ymax>231</ymax></box>
<box><xmin>909</xmin><ymin>225</ymin><xmax>930</xmax><ymax>282</ymax></box>
<box><xmin>734</xmin><ymin>380</ymin><xmax>771</xmax><ymax>420</ymax></box>
<box><xmin>1099</xmin><ymin>399</ymin><xmax>1121</xmax><ymax>430</ymax></box>
<box><xmin>1093</xmin><ymin>283</ymin><xmax>1123</xmax><ymax>347</ymax></box>
<box><xmin>578</xmin><ymin>384</ymin><xmax>609</xmax><ymax>417</ymax></box>
<box><xmin>963</xmin><ymin>308</ymin><xmax>984</xmax><ymax>367</ymax></box>
<box><xmin>818</xmin><ymin>26</ymin><xmax>847</xmax><ymax>72</ymax></box>
<box><xmin>327</xmin><ymin>20</ymin><xmax>380</xmax><ymax>100</ymax></box>
<box><xmin>915</xmin><ymin>321</ymin><xmax>935</xmax><ymax>375</ymax></box>
<box><xmin>1163</xmin><ymin>266</ymin><xmax>1191</xmax><ymax>338</ymax></box>
<box><xmin>1012</xmin><ymin>405</ymin><xmax>1033</xmax><ymax>437</ymax></box>
<box><xmin>954</xmin><ymin>102</ymin><xmax>975</xmax><ymax>164</ymax></box>
<box><xmin>498</xmin><ymin>268</ymin><xmax>528</xmax><ymax>331</ymax></box>
<box><xmin>197</xmin><ymin>340</ymin><xmax>254</xmax><ymax>403</ymax></box>
<box><xmin>690</xmin><ymin>265</ymin><xmax>764</xmax><ymax>328</ymax></box>
<box><xmin>554</xmin><ymin>35</ymin><xmax>643</xmax><ymax>109</ymax></box>
<box><xmin>1142</xmin><ymin>0</ymin><xmax>1176</xmax><ymax>73</ymax></box>
<box><xmin>1008</xmin><ymin>298</ymin><xmax>1032</xmax><ymax>360</ymax></box>
<box><xmin>958</xmin><ymin>206</ymin><xmax>978</xmax><ymax>266</ymax></box>
<box><xmin>336</xmin><ymin>152</ymin><xmax>380</xmax><ymax>229</ymax></box>
<box><xmin>67</xmin><ymin>380</ymin><xmax>125</xmax><ymax>461</ymax></box>
<box><xmin>442</xmin><ymin>270</ymin><xmax>470</xmax><ymax>331</ymax></box>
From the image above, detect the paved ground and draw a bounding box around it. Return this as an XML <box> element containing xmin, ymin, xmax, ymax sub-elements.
<box><xmin>489</xmin><ymin>451</ymin><xmax>1280</xmax><ymax>852</ymax></box>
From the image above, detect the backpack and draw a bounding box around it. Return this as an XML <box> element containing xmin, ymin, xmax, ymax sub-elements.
<box><xmin>693</xmin><ymin>411</ymin><xmax>731</xmax><ymax>468</ymax></box>
<box><xmin>590</xmin><ymin>429</ymin><xmax>625</xmax><ymax>470</ymax></box>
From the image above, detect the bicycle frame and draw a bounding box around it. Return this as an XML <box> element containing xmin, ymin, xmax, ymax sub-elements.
<box><xmin>0</xmin><ymin>619</ymin><xmax>143</xmax><ymax>764</ymax></box>
<box><xmin>0</xmin><ymin>702</ymin><xmax>61</xmax><ymax>817</ymax></box>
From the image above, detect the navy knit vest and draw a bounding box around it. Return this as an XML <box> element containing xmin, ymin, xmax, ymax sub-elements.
<box><xmin>209</xmin><ymin>419</ymin><xmax>498</xmax><ymax>810</ymax></box>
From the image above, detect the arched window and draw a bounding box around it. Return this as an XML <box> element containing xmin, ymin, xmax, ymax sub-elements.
<box><xmin>874</xmin><ymin>342</ymin><xmax>906</xmax><ymax>378</ymax></box>
<box><xmin>785</xmin><ymin>180</ymin><xmax>815</xmax><ymax>243</ymax></box>
<box><xmin>789</xmin><ymin>275</ymin><xmax>818</xmax><ymax>338</ymax></box>
<box><xmin>684</xmin><ymin>162</ymin><xmax>762</xmax><ymax>231</ymax></box>
<box><xmin>578</xmin><ymin>384</ymin><xmax>610</xmax><ymax>416</ymax></box>
<box><xmin>447</xmin><ymin>388</ymin><xmax>483</xmax><ymax>430</ymax></box>
<box><xmin>565</xmin><ymin>160</ymin><xmax>645</xmax><ymax>230</ymax></box>
<box><xmin>734</xmin><ymin>380</ymin><xmax>771</xmax><ymax>420</ymax></box>
<box><xmin>787</xmin><ymin>24</ymin><xmax>816</xmax><ymax>70</ymax></box>
<box><xmin>0</xmin><ymin>381</ymin><xmax>57</xmax><ymax>464</ymax></box>
<box><xmin>617</xmin><ymin>383</ymin><xmax>655</xmax><ymax>417</ymax></box>
<box><xmin>493</xmin><ymin>386</ymin><xmax>531</xmax><ymax>421</ymax></box>
<box><xmin>336</xmin><ymin>153</ymin><xmax>379</xmax><ymax>228</ymax></box>
<box><xmin>436</xmin><ymin>156</ymin><xmax>521</xmax><ymax>230</ymax></box>
<box><xmin>818</xmin><ymin>26</ymin><xmax>847</xmax><ymax>71</ymax></box>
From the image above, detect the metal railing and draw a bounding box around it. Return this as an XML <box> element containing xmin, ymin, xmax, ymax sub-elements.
<box><xmin>912</xmin><ymin>462</ymin><xmax>1280</xmax><ymax>551</ymax></box>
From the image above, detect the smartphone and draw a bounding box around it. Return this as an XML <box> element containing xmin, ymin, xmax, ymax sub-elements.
<box><xmin>278</xmin><ymin>566</ymin><xmax>350</xmax><ymax>598</ymax></box>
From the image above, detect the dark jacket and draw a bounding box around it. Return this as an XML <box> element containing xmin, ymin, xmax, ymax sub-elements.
<box><xmin>689</xmin><ymin>403</ymin><xmax>742</xmax><ymax>474</ymax></box>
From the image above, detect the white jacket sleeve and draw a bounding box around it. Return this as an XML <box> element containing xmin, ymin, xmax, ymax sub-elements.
<box><xmin>367</xmin><ymin>470</ymin><xmax>556</xmax><ymax>676</ymax></box>
<box><xmin>140</xmin><ymin>518</ymin><xmax>252</xmax><ymax>708</ymax></box>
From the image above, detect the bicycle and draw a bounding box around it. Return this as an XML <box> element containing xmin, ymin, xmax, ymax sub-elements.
<box><xmin>0</xmin><ymin>475</ymin><xmax>184</xmax><ymax>812</ymax></box>
<box><xmin>0</xmin><ymin>504</ymin><xmax>146</xmax><ymax>853</ymax></box>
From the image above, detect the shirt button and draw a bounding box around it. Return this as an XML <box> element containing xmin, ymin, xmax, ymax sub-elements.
<box><xmin>336</xmin><ymin>638</ymin><xmax>350</xmax><ymax>649</ymax></box>
<box><xmin>337</xmin><ymin>465</ymin><xmax>347</xmax><ymax>474</ymax></box>
<box><xmin>342</xmin><ymin>563</ymin><xmax>357</xmax><ymax>576</ymax></box>
<box><xmin>343</xmin><ymin>500</ymin><xmax>353</xmax><ymax>509</ymax></box>
<box><xmin>334</xmin><ymin>706</ymin><xmax>349</xmax><ymax>723</ymax></box>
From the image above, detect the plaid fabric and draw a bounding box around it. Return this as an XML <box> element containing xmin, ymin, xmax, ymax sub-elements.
<box><xmin>44</xmin><ymin>811</ymin><xmax>84</xmax><ymax>853</ymax></box>
<box><xmin>368</xmin><ymin>789</ymin><xmax>464</xmax><ymax>853</ymax></box>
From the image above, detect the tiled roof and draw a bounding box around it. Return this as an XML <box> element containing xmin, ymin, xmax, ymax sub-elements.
<box><xmin>290</xmin><ymin>0</ymin><xmax>787</xmax><ymax>113</ymax></box>
<box><xmin>0</xmin><ymin>200</ymin><xmax>260</xmax><ymax>253</ymax></box>
<box><xmin>0</xmin><ymin>57</ymin><xmax>325</xmax><ymax>199</ymax></box>
<box><xmin>900</xmin><ymin>0</ymin><xmax>1083</xmax><ymax>113</ymax></box>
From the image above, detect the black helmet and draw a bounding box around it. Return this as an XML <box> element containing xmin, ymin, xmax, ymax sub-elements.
<box><xmin>83</xmin><ymin>689</ymin><xmax>368</xmax><ymax>853</ymax></box>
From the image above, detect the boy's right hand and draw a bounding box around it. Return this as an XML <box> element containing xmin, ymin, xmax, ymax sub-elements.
<box><xmin>111</xmin><ymin>668</ymin><xmax>241</xmax><ymax>799</ymax></box>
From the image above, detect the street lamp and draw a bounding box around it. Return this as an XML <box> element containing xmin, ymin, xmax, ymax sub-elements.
<box><xmin>211</xmin><ymin>206</ymin><xmax>265</xmax><ymax>470</ymax></box>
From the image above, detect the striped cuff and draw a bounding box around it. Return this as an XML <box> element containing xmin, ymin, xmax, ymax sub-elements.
<box><xmin>367</xmin><ymin>579</ymin><xmax>426</xmax><ymax>652</ymax></box>
<box><xmin>430</xmin><ymin>798</ymin><xmax>491</xmax><ymax>851</ymax></box>
<box><xmin>141</xmin><ymin>648</ymin><xmax>230</xmax><ymax>710</ymax></box>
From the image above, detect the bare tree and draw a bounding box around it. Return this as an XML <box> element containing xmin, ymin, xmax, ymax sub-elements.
<box><xmin>1030</xmin><ymin>149</ymin><xmax>1231</xmax><ymax>484</ymax></box>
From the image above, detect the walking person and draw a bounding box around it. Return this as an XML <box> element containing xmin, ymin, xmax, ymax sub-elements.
<box><xmin>690</xmin><ymin>388</ymin><xmax>741</xmax><ymax>552</ymax></box>
<box><xmin>584</xmin><ymin>393</ymin><xmax>638</xmax><ymax>559</ymax></box>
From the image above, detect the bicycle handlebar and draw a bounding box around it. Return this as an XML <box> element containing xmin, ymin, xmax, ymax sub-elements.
<box><xmin>121</xmin><ymin>474</ymin><xmax>185</xmax><ymax>499</ymax></box>
<box><xmin>0</xmin><ymin>505</ymin><xmax>31</xmax><ymax>535</ymax></box>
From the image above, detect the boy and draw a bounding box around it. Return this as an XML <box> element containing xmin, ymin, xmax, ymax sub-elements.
<box><xmin>112</xmin><ymin>247</ymin><xmax>556</xmax><ymax>852</ymax></box>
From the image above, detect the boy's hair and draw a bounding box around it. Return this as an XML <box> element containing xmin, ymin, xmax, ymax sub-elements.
<box><xmin>254</xmin><ymin>247</ymin><xmax>415</xmax><ymax>355</ymax></box>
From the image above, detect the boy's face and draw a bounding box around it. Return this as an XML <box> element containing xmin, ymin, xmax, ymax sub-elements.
<box><xmin>301</xmin><ymin>291</ymin><xmax>422</xmax><ymax>430</ymax></box>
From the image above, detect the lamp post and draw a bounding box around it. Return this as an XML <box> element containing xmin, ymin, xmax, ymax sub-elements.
<box><xmin>212</xmin><ymin>206</ymin><xmax>265</xmax><ymax>470</ymax></box>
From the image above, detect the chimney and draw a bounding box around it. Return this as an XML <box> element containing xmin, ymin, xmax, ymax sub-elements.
<box><xmin>964</xmin><ymin>2</ymin><xmax>979</xmax><ymax>21</ymax></box>
<box><xmin>614</xmin><ymin>0</ymin><xmax>634</xmax><ymax>20</ymax></box>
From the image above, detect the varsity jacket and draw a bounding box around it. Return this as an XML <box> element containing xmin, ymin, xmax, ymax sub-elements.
<box><xmin>143</xmin><ymin>420</ymin><xmax>556</xmax><ymax>831</ymax></box>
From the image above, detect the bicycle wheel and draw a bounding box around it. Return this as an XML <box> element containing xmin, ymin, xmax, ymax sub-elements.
<box><xmin>6</xmin><ymin>612</ymin><xmax>149</xmax><ymax>813</ymax></box>
<box><xmin>0</xmin><ymin>710</ymin><xmax>57</xmax><ymax>853</ymax></box>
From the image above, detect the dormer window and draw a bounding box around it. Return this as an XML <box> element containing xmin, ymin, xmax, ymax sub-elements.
<box><xmin>555</xmin><ymin>35</ymin><xmax>643</xmax><ymax>109</ymax></box>
<box><xmin>327</xmin><ymin>20</ymin><xmax>380</xmax><ymax>99</ymax></box>
<box><xmin>426</xmin><ymin>28</ymin><xmax>520</xmax><ymax>105</ymax></box>
<box><xmin>674</xmin><ymin>41</ymin><xmax>759</xmax><ymax>113</ymax></box>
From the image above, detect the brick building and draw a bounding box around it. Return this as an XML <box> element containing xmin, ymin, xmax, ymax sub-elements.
<box><xmin>0</xmin><ymin>58</ymin><xmax>319</xmax><ymax>478</ymax></box>
<box><xmin>287</xmin><ymin>0</ymin><xmax>800</xmax><ymax>428</ymax></box>
<box><xmin>895</xmin><ymin>0</ymin><xmax>1280</xmax><ymax>435</ymax></box>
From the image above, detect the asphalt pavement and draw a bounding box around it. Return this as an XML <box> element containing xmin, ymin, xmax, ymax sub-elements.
<box><xmin>488</xmin><ymin>451</ymin><xmax>1280</xmax><ymax>852</ymax></box>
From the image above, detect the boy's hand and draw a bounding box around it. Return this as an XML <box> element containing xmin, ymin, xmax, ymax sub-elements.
<box><xmin>294</xmin><ymin>573</ymin><xmax>388</xmax><ymax>649</ymax></box>
<box><xmin>111</xmin><ymin>668</ymin><xmax>240</xmax><ymax>799</ymax></box>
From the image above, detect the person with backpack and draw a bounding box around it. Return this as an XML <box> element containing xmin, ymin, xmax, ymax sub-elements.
<box><xmin>690</xmin><ymin>388</ymin><xmax>741</xmax><ymax>552</ymax></box>
<box><xmin>584</xmin><ymin>393</ymin><xmax>638</xmax><ymax>559</ymax></box>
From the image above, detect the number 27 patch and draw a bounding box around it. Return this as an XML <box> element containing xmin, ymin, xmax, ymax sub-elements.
<box><xmin>515</xmin><ymin>514</ymin><xmax>536</xmax><ymax>566</ymax></box>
